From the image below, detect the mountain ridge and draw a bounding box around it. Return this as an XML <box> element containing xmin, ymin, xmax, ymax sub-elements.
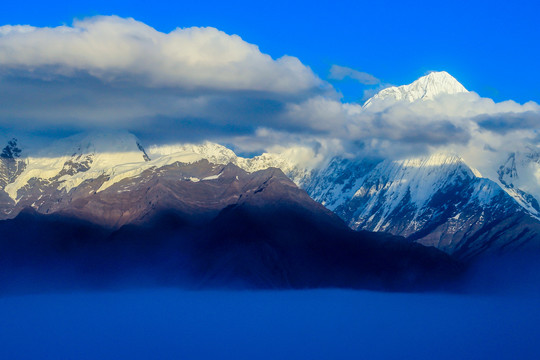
<box><xmin>2</xmin><ymin>129</ymin><xmax>540</xmax><ymax>260</ymax></box>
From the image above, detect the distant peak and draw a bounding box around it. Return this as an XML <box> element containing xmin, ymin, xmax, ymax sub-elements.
<box><xmin>363</xmin><ymin>71</ymin><xmax>468</xmax><ymax>108</ymax></box>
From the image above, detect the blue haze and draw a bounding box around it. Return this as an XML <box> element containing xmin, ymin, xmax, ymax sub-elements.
<box><xmin>1</xmin><ymin>288</ymin><xmax>539</xmax><ymax>360</ymax></box>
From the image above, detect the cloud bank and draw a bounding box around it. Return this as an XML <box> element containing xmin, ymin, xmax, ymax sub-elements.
<box><xmin>1</xmin><ymin>15</ymin><xmax>540</xmax><ymax>167</ymax></box>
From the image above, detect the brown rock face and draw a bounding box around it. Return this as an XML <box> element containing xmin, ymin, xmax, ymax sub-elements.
<box><xmin>0</xmin><ymin>159</ymin><xmax>334</xmax><ymax>229</ymax></box>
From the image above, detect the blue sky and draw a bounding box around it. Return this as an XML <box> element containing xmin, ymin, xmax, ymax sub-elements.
<box><xmin>2</xmin><ymin>0</ymin><xmax>539</xmax><ymax>104</ymax></box>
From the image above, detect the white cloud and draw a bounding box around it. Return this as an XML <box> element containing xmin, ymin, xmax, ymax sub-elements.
<box><xmin>0</xmin><ymin>16</ymin><xmax>334</xmax><ymax>143</ymax></box>
<box><xmin>0</xmin><ymin>16</ymin><xmax>321</xmax><ymax>93</ymax></box>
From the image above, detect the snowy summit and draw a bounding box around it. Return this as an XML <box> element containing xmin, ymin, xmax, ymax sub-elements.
<box><xmin>363</xmin><ymin>71</ymin><xmax>468</xmax><ymax>108</ymax></box>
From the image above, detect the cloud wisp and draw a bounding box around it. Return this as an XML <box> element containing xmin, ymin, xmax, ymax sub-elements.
<box><xmin>328</xmin><ymin>65</ymin><xmax>380</xmax><ymax>85</ymax></box>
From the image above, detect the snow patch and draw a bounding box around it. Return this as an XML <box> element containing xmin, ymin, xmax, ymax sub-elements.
<box><xmin>202</xmin><ymin>173</ymin><xmax>222</xmax><ymax>181</ymax></box>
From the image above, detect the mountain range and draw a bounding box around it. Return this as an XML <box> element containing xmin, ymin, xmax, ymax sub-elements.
<box><xmin>1</xmin><ymin>71</ymin><xmax>539</xmax><ymax>291</ymax></box>
<box><xmin>0</xmin><ymin>148</ymin><xmax>461</xmax><ymax>292</ymax></box>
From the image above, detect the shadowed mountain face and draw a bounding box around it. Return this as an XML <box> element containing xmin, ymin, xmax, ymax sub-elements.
<box><xmin>0</xmin><ymin>164</ymin><xmax>463</xmax><ymax>293</ymax></box>
<box><xmin>0</xmin><ymin>207</ymin><xmax>462</xmax><ymax>293</ymax></box>
<box><xmin>193</xmin><ymin>203</ymin><xmax>462</xmax><ymax>290</ymax></box>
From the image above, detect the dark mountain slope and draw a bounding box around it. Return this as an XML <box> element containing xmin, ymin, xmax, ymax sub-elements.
<box><xmin>194</xmin><ymin>202</ymin><xmax>462</xmax><ymax>291</ymax></box>
<box><xmin>0</xmin><ymin>205</ymin><xmax>463</xmax><ymax>294</ymax></box>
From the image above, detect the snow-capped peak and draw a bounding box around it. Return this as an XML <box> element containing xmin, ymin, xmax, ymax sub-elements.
<box><xmin>148</xmin><ymin>142</ymin><xmax>317</xmax><ymax>187</ymax></box>
<box><xmin>363</xmin><ymin>71</ymin><xmax>468</xmax><ymax>108</ymax></box>
<box><xmin>2</xmin><ymin>132</ymin><xmax>315</xmax><ymax>202</ymax></box>
<box><xmin>148</xmin><ymin>141</ymin><xmax>238</xmax><ymax>165</ymax></box>
<box><xmin>4</xmin><ymin>131</ymin><xmax>153</xmax><ymax>200</ymax></box>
